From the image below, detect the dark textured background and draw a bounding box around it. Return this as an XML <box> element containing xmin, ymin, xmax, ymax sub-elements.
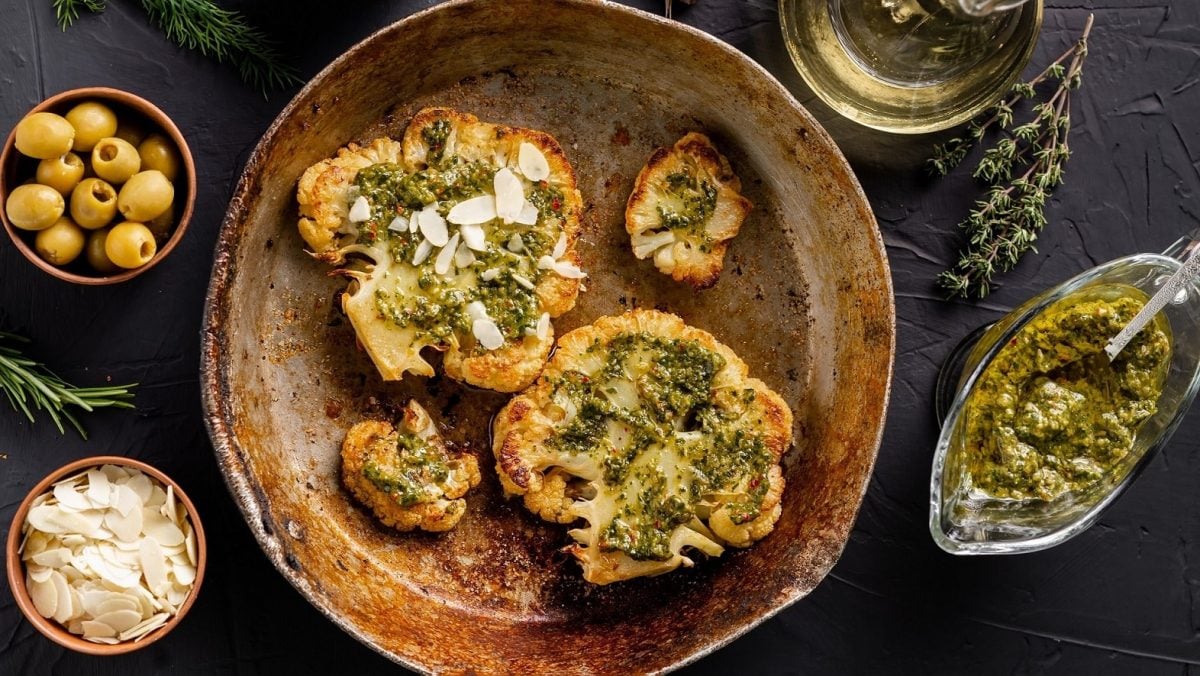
<box><xmin>1</xmin><ymin>0</ymin><xmax>1198</xmax><ymax>673</ymax></box>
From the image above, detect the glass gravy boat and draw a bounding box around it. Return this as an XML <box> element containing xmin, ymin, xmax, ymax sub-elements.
<box><xmin>931</xmin><ymin>232</ymin><xmax>1200</xmax><ymax>554</ymax></box>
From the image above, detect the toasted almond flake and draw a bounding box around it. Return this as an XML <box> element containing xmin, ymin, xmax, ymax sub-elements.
<box><xmin>85</xmin><ymin>470</ymin><xmax>110</xmax><ymax>507</ymax></box>
<box><xmin>472</xmin><ymin>318</ymin><xmax>505</xmax><ymax>350</ymax></box>
<box><xmin>551</xmin><ymin>260</ymin><xmax>587</xmax><ymax>279</ymax></box>
<box><xmin>515</xmin><ymin>201</ymin><xmax>539</xmax><ymax>225</ymax></box>
<box><xmin>81</xmin><ymin>620</ymin><xmax>116</xmax><ymax>639</ymax></box>
<box><xmin>480</xmin><ymin>268</ymin><xmax>500</xmax><ymax>282</ymax></box>
<box><xmin>54</xmin><ymin>482</ymin><xmax>92</xmax><ymax>511</ymax></box>
<box><xmin>105</xmin><ymin>505</ymin><xmax>143</xmax><ymax>543</ymax></box>
<box><xmin>537</xmin><ymin>312</ymin><xmax>551</xmax><ymax>340</ymax></box>
<box><xmin>465</xmin><ymin>301</ymin><xmax>489</xmax><ymax>322</ymax></box>
<box><xmin>435</xmin><ymin>232</ymin><xmax>460</xmax><ymax>276</ymax></box>
<box><xmin>418</xmin><ymin>207</ymin><xmax>448</xmax><ymax>246</ymax></box>
<box><xmin>553</xmin><ymin>232</ymin><xmax>568</xmax><ymax>259</ymax></box>
<box><xmin>347</xmin><ymin>195</ymin><xmax>371</xmax><ymax>223</ymax></box>
<box><xmin>29</xmin><ymin>566</ymin><xmax>54</xmax><ymax>583</ymax></box>
<box><xmin>494</xmin><ymin>168</ymin><xmax>525</xmax><ymax>223</ymax></box>
<box><xmin>93</xmin><ymin>609</ymin><xmax>142</xmax><ymax>633</ymax></box>
<box><xmin>512</xmin><ymin>274</ymin><xmax>535</xmax><ymax>290</ymax></box>
<box><xmin>28</xmin><ymin>574</ymin><xmax>57</xmax><ymax>618</ymax></box>
<box><xmin>460</xmin><ymin>223</ymin><xmax>487</xmax><ymax>251</ymax></box>
<box><xmin>31</xmin><ymin>547</ymin><xmax>72</xmax><ymax>568</ymax></box>
<box><xmin>506</xmin><ymin>233</ymin><xmax>525</xmax><ymax>253</ymax></box>
<box><xmin>387</xmin><ymin>215</ymin><xmax>409</xmax><ymax>233</ymax></box>
<box><xmin>113</xmin><ymin>485</ymin><xmax>141</xmax><ymax>519</ymax></box>
<box><xmin>139</xmin><ymin>538</ymin><xmax>169</xmax><ymax>594</ymax></box>
<box><xmin>173</xmin><ymin>562</ymin><xmax>197</xmax><ymax>586</ymax></box>
<box><xmin>518</xmin><ymin>142</ymin><xmax>550</xmax><ymax>182</ymax></box>
<box><xmin>146</xmin><ymin>486</ymin><xmax>167</xmax><ymax>509</ymax></box>
<box><xmin>51</xmin><ymin>571</ymin><xmax>74</xmax><ymax>623</ymax></box>
<box><xmin>142</xmin><ymin>510</ymin><xmax>184</xmax><ymax>548</ymax></box>
<box><xmin>126</xmin><ymin>474</ymin><xmax>152</xmax><ymax>504</ymax></box>
<box><xmin>185</xmin><ymin>530</ymin><xmax>197</xmax><ymax>567</ymax></box>
<box><xmin>447</xmin><ymin>195</ymin><xmax>497</xmax><ymax>225</ymax></box>
<box><xmin>412</xmin><ymin>239</ymin><xmax>434</xmax><ymax>266</ymax></box>
<box><xmin>454</xmin><ymin>241</ymin><xmax>476</xmax><ymax>267</ymax></box>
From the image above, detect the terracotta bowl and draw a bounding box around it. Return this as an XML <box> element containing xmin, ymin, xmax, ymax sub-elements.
<box><xmin>201</xmin><ymin>0</ymin><xmax>894</xmax><ymax>672</ymax></box>
<box><xmin>5</xmin><ymin>456</ymin><xmax>207</xmax><ymax>655</ymax></box>
<box><xmin>0</xmin><ymin>87</ymin><xmax>196</xmax><ymax>285</ymax></box>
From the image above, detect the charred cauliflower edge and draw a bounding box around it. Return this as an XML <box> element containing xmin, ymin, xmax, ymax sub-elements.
<box><xmin>492</xmin><ymin>310</ymin><xmax>794</xmax><ymax>584</ymax></box>
<box><xmin>296</xmin><ymin>107</ymin><xmax>585</xmax><ymax>393</ymax></box>
<box><xmin>625</xmin><ymin>132</ymin><xmax>752</xmax><ymax>289</ymax></box>
<box><xmin>341</xmin><ymin>400</ymin><xmax>481</xmax><ymax>532</ymax></box>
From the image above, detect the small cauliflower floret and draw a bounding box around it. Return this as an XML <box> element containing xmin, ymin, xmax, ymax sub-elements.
<box><xmin>493</xmin><ymin>310</ymin><xmax>794</xmax><ymax>584</ymax></box>
<box><xmin>295</xmin><ymin>108</ymin><xmax>585</xmax><ymax>393</ymax></box>
<box><xmin>341</xmin><ymin>400</ymin><xmax>481</xmax><ymax>532</ymax></box>
<box><xmin>625</xmin><ymin>132</ymin><xmax>752</xmax><ymax>289</ymax></box>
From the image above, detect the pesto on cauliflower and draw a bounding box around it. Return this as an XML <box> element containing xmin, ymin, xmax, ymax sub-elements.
<box><xmin>342</xmin><ymin>400</ymin><xmax>481</xmax><ymax>532</ymax></box>
<box><xmin>492</xmin><ymin>310</ymin><xmax>793</xmax><ymax>584</ymax></box>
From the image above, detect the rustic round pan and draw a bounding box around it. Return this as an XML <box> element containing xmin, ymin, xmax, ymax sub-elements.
<box><xmin>200</xmin><ymin>1</ymin><xmax>894</xmax><ymax>672</ymax></box>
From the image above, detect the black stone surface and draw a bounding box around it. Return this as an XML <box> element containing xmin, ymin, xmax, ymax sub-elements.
<box><xmin>1</xmin><ymin>0</ymin><xmax>1198</xmax><ymax>673</ymax></box>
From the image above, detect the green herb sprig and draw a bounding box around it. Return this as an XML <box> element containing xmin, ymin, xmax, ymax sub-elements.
<box><xmin>931</xmin><ymin>14</ymin><xmax>1094</xmax><ymax>299</ymax></box>
<box><xmin>52</xmin><ymin>0</ymin><xmax>300</xmax><ymax>95</ymax></box>
<box><xmin>0</xmin><ymin>331</ymin><xmax>136</xmax><ymax>439</ymax></box>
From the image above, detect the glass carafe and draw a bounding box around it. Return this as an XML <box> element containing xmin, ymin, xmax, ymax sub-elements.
<box><xmin>931</xmin><ymin>232</ymin><xmax>1200</xmax><ymax>554</ymax></box>
<box><xmin>779</xmin><ymin>0</ymin><xmax>1043</xmax><ymax>133</ymax></box>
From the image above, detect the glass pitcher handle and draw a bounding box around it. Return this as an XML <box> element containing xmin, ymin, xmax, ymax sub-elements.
<box><xmin>1162</xmin><ymin>228</ymin><xmax>1200</xmax><ymax>263</ymax></box>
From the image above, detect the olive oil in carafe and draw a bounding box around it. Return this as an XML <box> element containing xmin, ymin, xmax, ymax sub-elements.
<box><xmin>830</xmin><ymin>0</ymin><xmax>1022</xmax><ymax>87</ymax></box>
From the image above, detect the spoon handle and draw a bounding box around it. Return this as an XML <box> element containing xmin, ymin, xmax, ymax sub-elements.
<box><xmin>1105</xmin><ymin>248</ymin><xmax>1200</xmax><ymax>360</ymax></box>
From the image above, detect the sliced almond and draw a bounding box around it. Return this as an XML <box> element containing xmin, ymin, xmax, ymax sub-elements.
<box><xmin>347</xmin><ymin>195</ymin><xmax>371</xmax><ymax>222</ymax></box>
<box><xmin>418</xmin><ymin>206</ymin><xmax>448</xmax><ymax>246</ymax></box>
<box><xmin>493</xmin><ymin>168</ymin><xmax>525</xmax><ymax>223</ymax></box>
<box><xmin>553</xmin><ymin>232</ymin><xmax>568</xmax><ymax>259</ymax></box>
<box><xmin>518</xmin><ymin>142</ymin><xmax>550</xmax><ymax>182</ymax></box>
<box><xmin>446</xmin><ymin>195</ymin><xmax>496</xmax><ymax>225</ymax></box>
<box><xmin>28</xmin><ymin>573</ymin><xmax>57</xmax><ymax>618</ymax></box>
<box><xmin>460</xmin><ymin>223</ymin><xmax>487</xmax><ymax>251</ymax></box>
<box><xmin>387</xmin><ymin>215</ymin><xmax>409</xmax><ymax>233</ymax></box>
<box><xmin>412</xmin><ymin>239</ymin><xmax>434</xmax><ymax>266</ymax></box>
<box><xmin>472</xmin><ymin>318</ymin><xmax>505</xmax><ymax>350</ymax></box>
<box><xmin>434</xmin><ymin>232</ymin><xmax>460</xmax><ymax>276</ymax></box>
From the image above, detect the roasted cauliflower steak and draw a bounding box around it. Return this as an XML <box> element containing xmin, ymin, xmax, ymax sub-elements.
<box><xmin>492</xmin><ymin>310</ymin><xmax>793</xmax><ymax>584</ymax></box>
<box><xmin>297</xmin><ymin>107</ymin><xmax>585</xmax><ymax>392</ymax></box>
<box><xmin>625</xmin><ymin>132</ymin><xmax>752</xmax><ymax>289</ymax></box>
<box><xmin>341</xmin><ymin>400</ymin><xmax>481</xmax><ymax>532</ymax></box>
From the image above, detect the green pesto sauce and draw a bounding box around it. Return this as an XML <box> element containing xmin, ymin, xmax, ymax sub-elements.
<box><xmin>421</xmin><ymin>119</ymin><xmax>452</xmax><ymax>164</ymax></box>
<box><xmin>362</xmin><ymin>431</ymin><xmax>450</xmax><ymax>507</ymax></box>
<box><xmin>657</xmin><ymin>170</ymin><xmax>718</xmax><ymax>246</ymax></box>
<box><xmin>549</xmin><ymin>333</ymin><xmax>775</xmax><ymax>561</ymax></box>
<box><xmin>964</xmin><ymin>293</ymin><xmax>1171</xmax><ymax>501</ymax></box>
<box><xmin>350</xmin><ymin>156</ymin><xmax>565</xmax><ymax>347</ymax></box>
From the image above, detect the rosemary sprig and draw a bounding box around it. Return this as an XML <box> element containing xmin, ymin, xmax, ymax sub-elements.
<box><xmin>50</xmin><ymin>0</ymin><xmax>300</xmax><ymax>95</ymax></box>
<box><xmin>931</xmin><ymin>14</ymin><xmax>1094</xmax><ymax>299</ymax></box>
<box><xmin>0</xmin><ymin>331</ymin><xmax>136</xmax><ymax>439</ymax></box>
<box><xmin>53</xmin><ymin>0</ymin><xmax>106</xmax><ymax>29</ymax></box>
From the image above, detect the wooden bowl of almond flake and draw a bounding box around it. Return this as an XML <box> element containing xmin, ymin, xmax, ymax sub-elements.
<box><xmin>4</xmin><ymin>456</ymin><xmax>206</xmax><ymax>655</ymax></box>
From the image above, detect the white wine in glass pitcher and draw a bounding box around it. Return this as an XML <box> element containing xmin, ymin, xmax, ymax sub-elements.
<box><xmin>779</xmin><ymin>0</ymin><xmax>1043</xmax><ymax>133</ymax></box>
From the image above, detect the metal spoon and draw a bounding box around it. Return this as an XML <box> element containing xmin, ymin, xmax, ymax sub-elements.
<box><xmin>1104</xmin><ymin>246</ymin><xmax>1200</xmax><ymax>360</ymax></box>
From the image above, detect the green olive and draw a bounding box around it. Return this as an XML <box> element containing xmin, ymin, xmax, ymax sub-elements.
<box><xmin>137</xmin><ymin>134</ymin><xmax>180</xmax><ymax>182</ymax></box>
<box><xmin>85</xmin><ymin>228</ymin><xmax>119</xmax><ymax>274</ymax></box>
<box><xmin>113</xmin><ymin>120</ymin><xmax>146</xmax><ymax>147</ymax></box>
<box><xmin>117</xmin><ymin>170</ymin><xmax>173</xmax><ymax>222</ymax></box>
<box><xmin>35</xmin><ymin>152</ymin><xmax>86</xmax><ymax>196</ymax></box>
<box><xmin>91</xmin><ymin>138</ymin><xmax>141</xmax><ymax>184</ymax></box>
<box><xmin>14</xmin><ymin>112</ymin><xmax>75</xmax><ymax>159</ymax></box>
<box><xmin>65</xmin><ymin>101</ymin><xmax>118</xmax><ymax>152</ymax></box>
<box><xmin>146</xmin><ymin>205</ymin><xmax>174</xmax><ymax>243</ymax></box>
<box><xmin>6</xmin><ymin>184</ymin><xmax>64</xmax><ymax>231</ymax></box>
<box><xmin>35</xmin><ymin>217</ymin><xmax>85</xmax><ymax>266</ymax></box>
<box><xmin>69</xmin><ymin>178</ymin><xmax>118</xmax><ymax>229</ymax></box>
<box><xmin>105</xmin><ymin>221</ymin><xmax>156</xmax><ymax>269</ymax></box>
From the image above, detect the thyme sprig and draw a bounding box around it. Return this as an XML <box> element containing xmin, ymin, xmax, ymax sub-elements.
<box><xmin>51</xmin><ymin>0</ymin><xmax>299</xmax><ymax>95</ymax></box>
<box><xmin>931</xmin><ymin>14</ymin><xmax>1094</xmax><ymax>299</ymax></box>
<box><xmin>0</xmin><ymin>331</ymin><xmax>136</xmax><ymax>439</ymax></box>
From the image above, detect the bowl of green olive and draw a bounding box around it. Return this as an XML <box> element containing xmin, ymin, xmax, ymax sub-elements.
<box><xmin>0</xmin><ymin>87</ymin><xmax>195</xmax><ymax>284</ymax></box>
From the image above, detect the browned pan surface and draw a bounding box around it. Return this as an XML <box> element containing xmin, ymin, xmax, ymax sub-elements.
<box><xmin>200</xmin><ymin>1</ymin><xmax>894</xmax><ymax>672</ymax></box>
